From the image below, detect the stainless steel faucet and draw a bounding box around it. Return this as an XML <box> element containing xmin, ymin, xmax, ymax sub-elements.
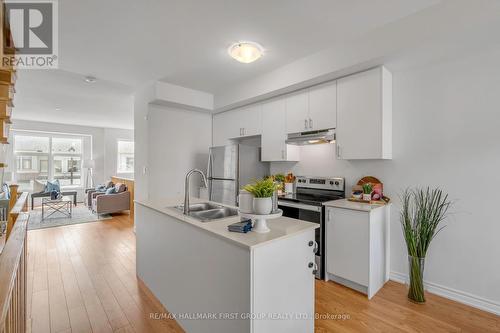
<box><xmin>184</xmin><ymin>169</ymin><xmax>208</xmax><ymax>215</ymax></box>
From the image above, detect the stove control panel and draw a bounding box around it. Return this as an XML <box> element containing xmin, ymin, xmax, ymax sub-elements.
<box><xmin>296</xmin><ymin>176</ymin><xmax>344</xmax><ymax>191</ymax></box>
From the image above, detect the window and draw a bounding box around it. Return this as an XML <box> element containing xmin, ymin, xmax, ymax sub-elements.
<box><xmin>13</xmin><ymin>133</ymin><xmax>85</xmax><ymax>192</ymax></box>
<box><xmin>117</xmin><ymin>140</ymin><xmax>134</xmax><ymax>173</ymax></box>
<box><xmin>13</xmin><ymin>135</ymin><xmax>50</xmax><ymax>191</ymax></box>
<box><xmin>52</xmin><ymin>137</ymin><xmax>83</xmax><ymax>186</ymax></box>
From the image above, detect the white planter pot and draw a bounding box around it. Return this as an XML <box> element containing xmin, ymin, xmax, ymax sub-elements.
<box><xmin>238</xmin><ymin>190</ymin><xmax>254</xmax><ymax>214</ymax></box>
<box><xmin>285</xmin><ymin>183</ymin><xmax>294</xmax><ymax>194</ymax></box>
<box><xmin>362</xmin><ymin>193</ymin><xmax>372</xmax><ymax>201</ymax></box>
<box><xmin>253</xmin><ymin>197</ymin><xmax>273</xmax><ymax>215</ymax></box>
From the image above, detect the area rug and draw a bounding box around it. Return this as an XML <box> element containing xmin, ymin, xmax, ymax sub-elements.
<box><xmin>28</xmin><ymin>205</ymin><xmax>112</xmax><ymax>230</ymax></box>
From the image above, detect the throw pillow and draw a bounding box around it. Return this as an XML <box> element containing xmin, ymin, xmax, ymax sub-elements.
<box><xmin>95</xmin><ymin>184</ymin><xmax>106</xmax><ymax>192</ymax></box>
<box><xmin>105</xmin><ymin>181</ymin><xmax>114</xmax><ymax>189</ymax></box>
<box><xmin>114</xmin><ymin>183</ymin><xmax>126</xmax><ymax>193</ymax></box>
<box><xmin>45</xmin><ymin>180</ymin><xmax>61</xmax><ymax>193</ymax></box>
<box><xmin>105</xmin><ymin>187</ymin><xmax>116</xmax><ymax>195</ymax></box>
<box><xmin>2</xmin><ymin>183</ymin><xmax>10</xmax><ymax>199</ymax></box>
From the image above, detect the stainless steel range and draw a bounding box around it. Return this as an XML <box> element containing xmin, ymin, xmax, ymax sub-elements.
<box><xmin>278</xmin><ymin>176</ymin><xmax>345</xmax><ymax>279</ymax></box>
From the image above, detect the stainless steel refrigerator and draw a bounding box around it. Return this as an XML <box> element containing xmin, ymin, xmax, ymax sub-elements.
<box><xmin>207</xmin><ymin>144</ymin><xmax>269</xmax><ymax>205</ymax></box>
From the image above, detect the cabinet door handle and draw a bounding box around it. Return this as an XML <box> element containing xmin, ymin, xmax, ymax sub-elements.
<box><xmin>281</xmin><ymin>150</ymin><xmax>285</xmax><ymax>160</ymax></box>
<box><xmin>337</xmin><ymin>144</ymin><xmax>341</xmax><ymax>158</ymax></box>
<box><xmin>308</xmin><ymin>240</ymin><xmax>318</xmax><ymax>254</ymax></box>
<box><xmin>312</xmin><ymin>262</ymin><xmax>318</xmax><ymax>275</ymax></box>
<box><xmin>304</xmin><ymin>119</ymin><xmax>308</xmax><ymax>130</ymax></box>
<box><xmin>308</xmin><ymin>262</ymin><xmax>318</xmax><ymax>275</ymax></box>
<box><xmin>309</xmin><ymin>118</ymin><xmax>313</xmax><ymax>129</ymax></box>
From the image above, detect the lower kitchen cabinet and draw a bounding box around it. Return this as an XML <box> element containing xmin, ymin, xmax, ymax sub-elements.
<box><xmin>325</xmin><ymin>203</ymin><xmax>390</xmax><ymax>299</ymax></box>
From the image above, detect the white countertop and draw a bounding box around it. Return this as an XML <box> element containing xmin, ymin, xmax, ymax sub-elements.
<box><xmin>323</xmin><ymin>198</ymin><xmax>390</xmax><ymax>212</ymax></box>
<box><xmin>135</xmin><ymin>197</ymin><xmax>319</xmax><ymax>249</ymax></box>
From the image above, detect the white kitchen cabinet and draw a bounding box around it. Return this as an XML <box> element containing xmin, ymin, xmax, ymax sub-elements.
<box><xmin>336</xmin><ymin>66</ymin><xmax>392</xmax><ymax>159</ymax></box>
<box><xmin>285</xmin><ymin>91</ymin><xmax>309</xmax><ymax>133</ymax></box>
<box><xmin>285</xmin><ymin>81</ymin><xmax>337</xmax><ymax>133</ymax></box>
<box><xmin>308</xmin><ymin>80</ymin><xmax>337</xmax><ymax>130</ymax></box>
<box><xmin>212</xmin><ymin>105</ymin><xmax>262</xmax><ymax>146</ymax></box>
<box><xmin>261</xmin><ymin>99</ymin><xmax>300</xmax><ymax>162</ymax></box>
<box><xmin>325</xmin><ymin>203</ymin><xmax>390</xmax><ymax>299</ymax></box>
<box><xmin>234</xmin><ymin>104</ymin><xmax>262</xmax><ymax>137</ymax></box>
<box><xmin>252</xmin><ymin>229</ymin><xmax>316</xmax><ymax>333</ymax></box>
<box><xmin>213</xmin><ymin>111</ymin><xmax>239</xmax><ymax>146</ymax></box>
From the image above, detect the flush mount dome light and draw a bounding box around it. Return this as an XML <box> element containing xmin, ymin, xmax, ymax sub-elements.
<box><xmin>84</xmin><ymin>75</ymin><xmax>97</xmax><ymax>83</ymax></box>
<box><xmin>228</xmin><ymin>41</ymin><xmax>264</xmax><ymax>63</ymax></box>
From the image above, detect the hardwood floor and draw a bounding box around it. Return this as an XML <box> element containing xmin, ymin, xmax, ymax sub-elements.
<box><xmin>27</xmin><ymin>214</ymin><xmax>500</xmax><ymax>333</ymax></box>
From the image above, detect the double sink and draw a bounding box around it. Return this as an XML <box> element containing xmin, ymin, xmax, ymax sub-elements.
<box><xmin>173</xmin><ymin>202</ymin><xmax>238</xmax><ymax>222</ymax></box>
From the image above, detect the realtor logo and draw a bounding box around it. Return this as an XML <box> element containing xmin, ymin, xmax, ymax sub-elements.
<box><xmin>3</xmin><ymin>0</ymin><xmax>58</xmax><ymax>68</ymax></box>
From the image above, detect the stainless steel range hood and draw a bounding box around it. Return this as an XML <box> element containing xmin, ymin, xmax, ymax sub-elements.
<box><xmin>286</xmin><ymin>129</ymin><xmax>335</xmax><ymax>145</ymax></box>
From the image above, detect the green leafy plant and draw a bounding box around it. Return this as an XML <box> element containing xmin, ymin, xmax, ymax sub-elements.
<box><xmin>243</xmin><ymin>178</ymin><xmax>278</xmax><ymax>198</ymax></box>
<box><xmin>273</xmin><ymin>173</ymin><xmax>286</xmax><ymax>183</ymax></box>
<box><xmin>362</xmin><ymin>183</ymin><xmax>373</xmax><ymax>194</ymax></box>
<box><xmin>400</xmin><ymin>187</ymin><xmax>452</xmax><ymax>303</ymax></box>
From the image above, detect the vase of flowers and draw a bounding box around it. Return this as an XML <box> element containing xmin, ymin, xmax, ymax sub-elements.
<box><xmin>401</xmin><ymin>187</ymin><xmax>451</xmax><ymax>303</ymax></box>
<box><xmin>243</xmin><ymin>178</ymin><xmax>279</xmax><ymax>215</ymax></box>
<box><xmin>284</xmin><ymin>173</ymin><xmax>296</xmax><ymax>194</ymax></box>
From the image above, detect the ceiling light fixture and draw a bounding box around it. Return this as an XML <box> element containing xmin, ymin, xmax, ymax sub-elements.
<box><xmin>228</xmin><ymin>41</ymin><xmax>264</xmax><ymax>64</ymax></box>
<box><xmin>84</xmin><ymin>75</ymin><xmax>97</xmax><ymax>83</ymax></box>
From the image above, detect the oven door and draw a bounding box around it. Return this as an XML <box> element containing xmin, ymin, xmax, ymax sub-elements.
<box><xmin>278</xmin><ymin>200</ymin><xmax>324</xmax><ymax>279</ymax></box>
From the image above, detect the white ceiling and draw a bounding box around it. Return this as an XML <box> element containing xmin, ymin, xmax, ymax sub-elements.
<box><xmin>14</xmin><ymin>0</ymin><xmax>441</xmax><ymax>128</ymax></box>
<box><xmin>14</xmin><ymin>70</ymin><xmax>134</xmax><ymax>129</ymax></box>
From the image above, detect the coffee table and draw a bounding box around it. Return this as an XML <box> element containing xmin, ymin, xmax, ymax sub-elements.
<box><xmin>42</xmin><ymin>196</ymin><xmax>73</xmax><ymax>220</ymax></box>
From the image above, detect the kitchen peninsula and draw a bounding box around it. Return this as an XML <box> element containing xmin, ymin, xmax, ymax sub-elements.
<box><xmin>135</xmin><ymin>197</ymin><xmax>319</xmax><ymax>333</ymax></box>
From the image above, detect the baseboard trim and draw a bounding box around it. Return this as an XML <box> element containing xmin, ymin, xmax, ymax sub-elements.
<box><xmin>390</xmin><ymin>271</ymin><xmax>500</xmax><ymax>316</ymax></box>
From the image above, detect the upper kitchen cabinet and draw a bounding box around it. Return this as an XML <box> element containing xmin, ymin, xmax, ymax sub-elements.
<box><xmin>234</xmin><ymin>104</ymin><xmax>262</xmax><ymax>137</ymax></box>
<box><xmin>285</xmin><ymin>91</ymin><xmax>309</xmax><ymax>133</ymax></box>
<box><xmin>308</xmin><ymin>80</ymin><xmax>337</xmax><ymax>130</ymax></box>
<box><xmin>336</xmin><ymin>67</ymin><xmax>392</xmax><ymax>160</ymax></box>
<box><xmin>285</xmin><ymin>81</ymin><xmax>337</xmax><ymax>134</ymax></box>
<box><xmin>212</xmin><ymin>105</ymin><xmax>262</xmax><ymax>146</ymax></box>
<box><xmin>213</xmin><ymin>111</ymin><xmax>238</xmax><ymax>146</ymax></box>
<box><xmin>261</xmin><ymin>99</ymin><xmax>300</xmax><ymax>162</ymax></box>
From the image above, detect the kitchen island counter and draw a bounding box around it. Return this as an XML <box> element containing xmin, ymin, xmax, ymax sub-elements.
<box><xmin>135</xmin><ymin>197</ymin><xmax>318</xmax><ymax>249</ymax></box>
<box><xmin>135</xmin><ymin>197</ymin><xmax>317</xmax><ymax>333</ymax></box>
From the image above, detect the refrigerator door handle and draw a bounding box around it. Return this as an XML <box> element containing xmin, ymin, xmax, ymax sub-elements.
<box><xmin>207</xmin><ymin>151</ymin><xmax>213</xmax><ymax>200</ymax></box>
<box><xmin>207</xmin><ymin>151</ymin><xmax>213</xmax><ymax>178</ymax></box>
<box><xmin>208</xmin><ymin>179</ymin><xmax>213</xmax><ymax>201</ymax></box>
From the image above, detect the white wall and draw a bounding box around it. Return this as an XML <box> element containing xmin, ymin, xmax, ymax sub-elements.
<box><xmin>146</xmin><ymin>105</ymin><xmax>212</xmax><ymax>200</ymax></box>
<box><xmin>133</xmin><ymin>83</ymin><xmax>155</xmax><ymax>202</ymax></box>
<box><xmin>214</xmin><ymin>0</ymin><xmax>500</xmax><ymax>111</ymax></box>
<box><xmin>104</xmin><ymin>128</ymin><xmax>134</xmax><ymax>180</ymax></box>
<box><xmin>270</xmin><ymin>47</ymin><xmax>500</xmax><ymax>312</ymax></box>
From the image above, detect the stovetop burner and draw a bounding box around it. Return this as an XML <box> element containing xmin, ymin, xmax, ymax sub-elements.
<box><xmin>279</xmin><ymin>193</ymin><xmax>344</xmax><ymax>205</ymax></box>
<box><xmin>278</xmin><ymin>176</ymin><xmax>345</xmax><ymax>206</ymax></box>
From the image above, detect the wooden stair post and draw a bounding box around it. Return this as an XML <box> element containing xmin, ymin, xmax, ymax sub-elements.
<box><xmin>5</xmin><ymin>185</ymin><xmax>18</xmax><ymax>239</ymax></box>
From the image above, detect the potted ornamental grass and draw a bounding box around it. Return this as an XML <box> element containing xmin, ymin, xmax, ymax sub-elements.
<box><xmin>400</xmin><ymin>187</ymin><xmax>452</xmax><ymax>303</ymax></box>
<box><xmin>243</xmin><ymin>178</ymin><xmax>278</xmax><ymax>215</ymax></box>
